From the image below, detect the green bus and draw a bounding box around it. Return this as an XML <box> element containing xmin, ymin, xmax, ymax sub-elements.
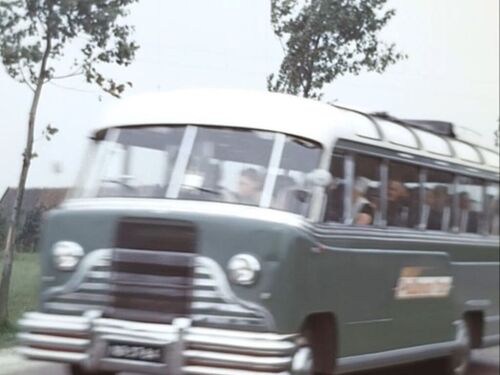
<box><xmin>18</xmin><ymin>90</ymin><xmax>499</xmax><ymax>375</ymax></box>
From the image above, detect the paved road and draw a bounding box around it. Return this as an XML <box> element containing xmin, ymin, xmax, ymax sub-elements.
<box><xmin>1</xmin><ymin>347</ymin><xmax>498</xmax><ymax>375</ymax></box>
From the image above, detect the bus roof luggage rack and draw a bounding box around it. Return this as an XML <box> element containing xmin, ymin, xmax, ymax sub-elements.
<box><xmin>370</xmin><ymin>112</ymin><xmax>456</xmax><ymax>138</ymax></box>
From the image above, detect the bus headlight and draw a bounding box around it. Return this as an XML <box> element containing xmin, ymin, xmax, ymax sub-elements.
<box><xmin>52</xmin><ymin>241</ymin><xmax>84</xmax><ymax>271</ymax></box>
<box><xmin>227</xmin><ymin>254</ymin><xmax>261</xmax><ymax>286</ymax></box>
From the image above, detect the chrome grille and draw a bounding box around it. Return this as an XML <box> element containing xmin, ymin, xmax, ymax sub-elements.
<box><xmin>43</xmin><ymin>249</ymin><xmax>112</xmax><ymax>315</ymax></box>
<box><xmin>106</xmin><ymin>248</ymin><xmax>195</xmax><ymax>324</ymax></box>
<box><xmin>44</xmin><ymin>252</ymin><xmax>272</xmax><ymax>331</ymax></box>
<box><xmin>191</xmin><ymin>257</ymin><xmax>271</xmax><ymax>331</ymax></box>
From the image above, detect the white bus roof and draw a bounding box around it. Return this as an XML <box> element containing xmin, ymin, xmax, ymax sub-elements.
<box><xmin>99</xmin><ymin>89</ymin><xmax>340</xmax><ymax>144</ymax></box>
<box><xmin>98</xmin><ymin>89</ymin><xmax>499</xmax><ymax>174</ymax></box>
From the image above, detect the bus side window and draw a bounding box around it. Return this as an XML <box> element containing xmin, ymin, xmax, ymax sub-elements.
<box><xmin>422</xmin><ymin>169</ymin><xmax>454</xmax><ymax>231</ymax></box>
<box><xmin>353</xmin><ymin>154</ymin><xmax>381</xmax><ymax>226</ymax></box>
<box><xmin>486</xmin><ymin>183</ymin><xmax>499</xmax><ymax>235</ymax></box>
<box><xmin>387</xmin><ymin>161</ymin><xmax>420</xmax><ymax>228</ymax></box>
<box><xmin>454</xmin><ymin>176</ymin><xmax>484</xmax><ymax>234</ymax></box>
<box><xmin>324</xmin><ymin>154</ymin><xmax>344</xmax><ymax>222</ymax></box>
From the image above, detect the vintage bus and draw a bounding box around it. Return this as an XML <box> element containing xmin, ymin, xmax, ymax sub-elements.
<box><xmin>18</xmin><ymin>90</ymin><xmax>499</xmax><ymax>375</ymax></box>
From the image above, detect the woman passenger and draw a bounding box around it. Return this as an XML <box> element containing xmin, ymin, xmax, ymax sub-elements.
<box><xmin>352</xmin><ymin>177</ymin><xmax>374</xmax><ymax>225</ymax></box>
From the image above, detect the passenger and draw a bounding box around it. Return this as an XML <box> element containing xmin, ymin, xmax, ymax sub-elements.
<box><xmin>352</xmin><ymin>177</ymin><xmax>374</xmax><ymax>225</ymax></box>
<box><xmin>366</xmin><ymin>186</ymin><xmax>382</xmax><ymax>224</ymax></box>
<box><xmin>491</xmin><ymin>198</ymin><xmax>500</xmax><ymax>235</ymax></box>
<box><xmin>236</xmin><ymin>168</ymin><xmax>263</xmax><ymax>205</ymax></box>
<box><xmin>458</xmin><ymin>192</ymin><xmax>478</xmax><ymax>233</ymax></box>
<box><xmin>324</xmin><ymin>178</ymin><xmax>344</xmax><ymax>222</ymax></box>
<box><xmin>387</xmin><ymin>179</ymin><xmax>411</xmax><ymax>227</ymax></box>
<box><xmin>427</xmin><ymin>185</ymin><xmax>451</xmax><ymax>230</ymax></box>
<box><xmin>273</xmin><ymin>175</ymin><xmax>296</xmax><ymax>208</ymax></box>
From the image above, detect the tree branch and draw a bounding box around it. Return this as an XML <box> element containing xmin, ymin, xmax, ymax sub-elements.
<box><xmin>17</xmin><ymin>63</ymin><xmax>36</xmax><ymax>92</ymax></box>
<box><xmin>50</xmin><ymin>68</ymin><xmax>84</xmax><ymax>80</ymax></box>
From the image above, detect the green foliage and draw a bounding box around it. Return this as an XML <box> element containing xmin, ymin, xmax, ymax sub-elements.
<box><xmin>17</xmin><ymin>206</ymin><xmax>45</xmax><ymax>250</ymax></box>
<box><xmin>268</xmin><ymin>0</ymin><xmax>406</xmax><ymax>98</ymax></box>
<box><xmin>0</xmin><ymin>0</ymin><xmax>139</xmax><ymax>97</ymax></box>
<box><xmin>0</xmin><ymin>253</ymin><xmax>40</xmax><ymax>348</ymax></box>
<box><xmin>0</xmin><ymin>214</ymin><xmax>6</xmax><ymax>248</ymax></box>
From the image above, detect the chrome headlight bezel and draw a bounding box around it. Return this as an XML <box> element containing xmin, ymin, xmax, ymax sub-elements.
<box><xmin>227</xmin><ymin>254</ymin><xmax>261</xmax><ymax>286</ymax></box>
<box><xmin>52</xmin><ymin>241</ymin><xmax>84</xmax><ymax>271</ymax></box>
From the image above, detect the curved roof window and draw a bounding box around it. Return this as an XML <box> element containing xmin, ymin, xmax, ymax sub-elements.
<box><xmin>353</xmin><ymin>115</ymin><xmax>381</xmax><ymax>140</ymax></box>
<box><xmin>413</xmin><ymin>129</ymin><xmax>452</xmax><ymax>156</ymax></box>
<box><xmin>450</xmin><ymin>140</ymin><xmax>481</xmax><ymax>163</ymax></box>
<box><xmin>378</xmin><ymin>120</ymin><xmax>419</xmax><ymax>148</ymax></box>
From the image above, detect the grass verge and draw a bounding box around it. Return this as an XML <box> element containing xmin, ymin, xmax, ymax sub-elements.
<box><xmin>0</xmin><ymin>252</ymin><xmax>39</xmax><ymax>348</ymax></box>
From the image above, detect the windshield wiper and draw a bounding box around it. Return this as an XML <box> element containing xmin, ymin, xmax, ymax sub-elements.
<box><xmin>181</xmin><ymin>185</ymin><xmax>220</xmax><ymax>196</ymax></box>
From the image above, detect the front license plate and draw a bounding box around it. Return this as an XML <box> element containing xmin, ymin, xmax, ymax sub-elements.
<box><xmin>107</xmin><ymin>342</ymin><xmax>165</xmax><ymax>363</ymax></box>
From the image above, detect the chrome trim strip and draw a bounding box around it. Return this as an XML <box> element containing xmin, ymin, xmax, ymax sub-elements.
<box><xmin>195</xmin><ymin>257</ymin><xmax>275</xmax><ymax>329</ymax></box>
<box><xmin>453</xmin><ymin>262</ymin><xmax>500</xmax><ymax>266</ymax></box>
<box><xmin>485</xmin><ymin>315</ymin><xmax>500</xmax><ymax>322</ymax></box>
<box><xmin>482</xmin><ymin>334</ymin><xmax>500</xmax><ymax>347</ymax></box>
<box><xmin>184</xmin><ymin>334</ymin><xmax>295</xmax><ymax>355</ymax></box>
<box><xmin>310</xmin><ymin>224</ymin><xmax>500</xmax><ymax>245</ymax></box>
<box><xmin>16</xmin><ymin>347</ymin><xmax>88</xmax><ymax>363</ymax></box>
<box><xmin>336</xmin><ymin>340</ymin><xmax>458</xmax><ymax>374</ymax></box>
<box><xmin>186</xmin><ymin>326</ymin><xmax>296</xmax><ymax>341</ymax></box>
<box><xmin>310</xmin><ymin>230</ymin><xmax>499</xmax><ymax>246</ymax></box>
<box><xmin>182</xmin><ymin>366</ymin><xmax>290</xmax><ymax>375</ymax></box>
<box><xmin>42</xmin><ymin>249</ymin><xmax>112</xmax><ymax>301</ymax></box>
<box><xmin>465</xmin><ymin>300</ymin><xmax>492</xmax><ymax>308</ymax></box>
<box><xmin>18</xmin><ymin>333</ymin><xmax>89</xmax><ymax>349</ymax></box>
<box><xmin>346</xmin><ymin>318</ymin><xmax>393</xmax><ymax>325</ymax></box>
<box><xmin>22</xmin><ymin>312</ymin><xmax>91</xmax><ymax>324</ymax></box>
<box><xmin>184</xmin><ymin>350</ymin><xmax>292</xmax><ymax>371</ymax></box>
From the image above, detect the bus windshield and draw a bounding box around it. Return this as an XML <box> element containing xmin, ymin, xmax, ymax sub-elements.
<box><xmin>77</xmin><ymin>125</ymin><xmax>322</xmax><ymax>214</ymax></box>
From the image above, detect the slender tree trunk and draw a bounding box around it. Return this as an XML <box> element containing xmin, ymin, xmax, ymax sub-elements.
<box><xmin>0</xmin><ymin>34</ymin><xmax>51</xmax><ymax>325</ymax></box>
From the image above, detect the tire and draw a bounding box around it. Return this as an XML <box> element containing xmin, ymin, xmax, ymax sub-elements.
<box><xmin>68</xmin><ymin>364</ymin><xmax>116</xmax><ymax>375</ymax></box>
<box><xmin>445</xmin><ymin>320</ymin><xmax>471</xmax><ymax>375</ymax></box>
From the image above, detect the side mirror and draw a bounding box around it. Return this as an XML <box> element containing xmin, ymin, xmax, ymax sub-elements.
<box><xmin>306</xmin><ymin>169</ymin><xmax>333</xmax><ymax>188</ymax></box>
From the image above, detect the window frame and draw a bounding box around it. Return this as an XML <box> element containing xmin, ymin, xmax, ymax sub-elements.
<box><xmin>322</xmin><ymin>141</ymin><xmax>498</xmax><ymax>238</ymax></box>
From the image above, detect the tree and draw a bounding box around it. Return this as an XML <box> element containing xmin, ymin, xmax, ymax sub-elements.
<box><xmin>17</xmin><ymin>205</ymin><xmax>45</xmax><ymax>251</ymax></box>
<box><xmin>0</xmin><ymin>0</ymin><xmax>138</xmax><ymax>324</ymax></box>
<box><xmin>268</xmin><ymin>0</ymin><xmax>406</xmax><ymax>99</ymax></box>
<box><xmin>0</xmin><ymin>215</ymin><xmax>6</xmax><ymax>249</ymax></box>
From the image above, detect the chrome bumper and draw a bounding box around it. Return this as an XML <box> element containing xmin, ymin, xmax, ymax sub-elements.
<box><xmin>17</xmin><ymin>312</ymin><xmax>297</xmax><ymax>375</ymax></box>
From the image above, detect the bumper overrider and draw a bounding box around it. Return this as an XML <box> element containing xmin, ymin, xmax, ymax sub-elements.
<box><xmin>17</xmin><ymin>311</ymin><xmax>298</xmax><ymax>374</ymax></box>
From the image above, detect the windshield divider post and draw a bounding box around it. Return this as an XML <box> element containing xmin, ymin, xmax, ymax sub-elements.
<box><xmin>90</xmin><ymin>128</ymin><xmax>120</xmax><ymax>197</ymax></box>
<box><xmin>260</xmin><ymin>133</ymin><xmax>286</xmax><ymax>208</ymax></box>
<box><xmin>343</xmin><ymin>153</ymin><xmax>354</xmax><ymax>225</ymax></box>
<box><xmin>166</xmin><ymin>125</ymin><xmax>198</xmax><ymax>199</ymax></box>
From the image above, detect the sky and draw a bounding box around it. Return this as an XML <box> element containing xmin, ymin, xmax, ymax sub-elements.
<box><xmin>0</xmin><ymin>0</ymin><xmax>498</xmax><ymax>195</ymax></box>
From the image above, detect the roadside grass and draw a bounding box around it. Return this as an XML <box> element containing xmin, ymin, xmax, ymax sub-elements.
<box><xmin>0</xmin><ymin>252</ymin><xmax>40</xmax><ymax>348</ymax></box>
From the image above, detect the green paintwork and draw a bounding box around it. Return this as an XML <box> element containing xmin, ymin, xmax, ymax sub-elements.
<box><xmin>36</xmin><ymin>200</ymin><xmax>499</xmax><ymax>360</ymax></box>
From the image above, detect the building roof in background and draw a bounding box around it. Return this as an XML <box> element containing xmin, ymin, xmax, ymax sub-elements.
<box><xmin>0</xmin><ymin>187</ymin><xmax>68</xmax><ymax>218</ymax></box>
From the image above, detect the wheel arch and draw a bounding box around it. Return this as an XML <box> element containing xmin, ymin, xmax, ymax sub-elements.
<box><xmin>301</xmin><ymin>312</ymin><xmax>338</xmax><ymax>374</ymax></box>
<box><xmin>463</xmin><ymin>310</ymin><xmax>484</xmax><ymax>349</ymax></box>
